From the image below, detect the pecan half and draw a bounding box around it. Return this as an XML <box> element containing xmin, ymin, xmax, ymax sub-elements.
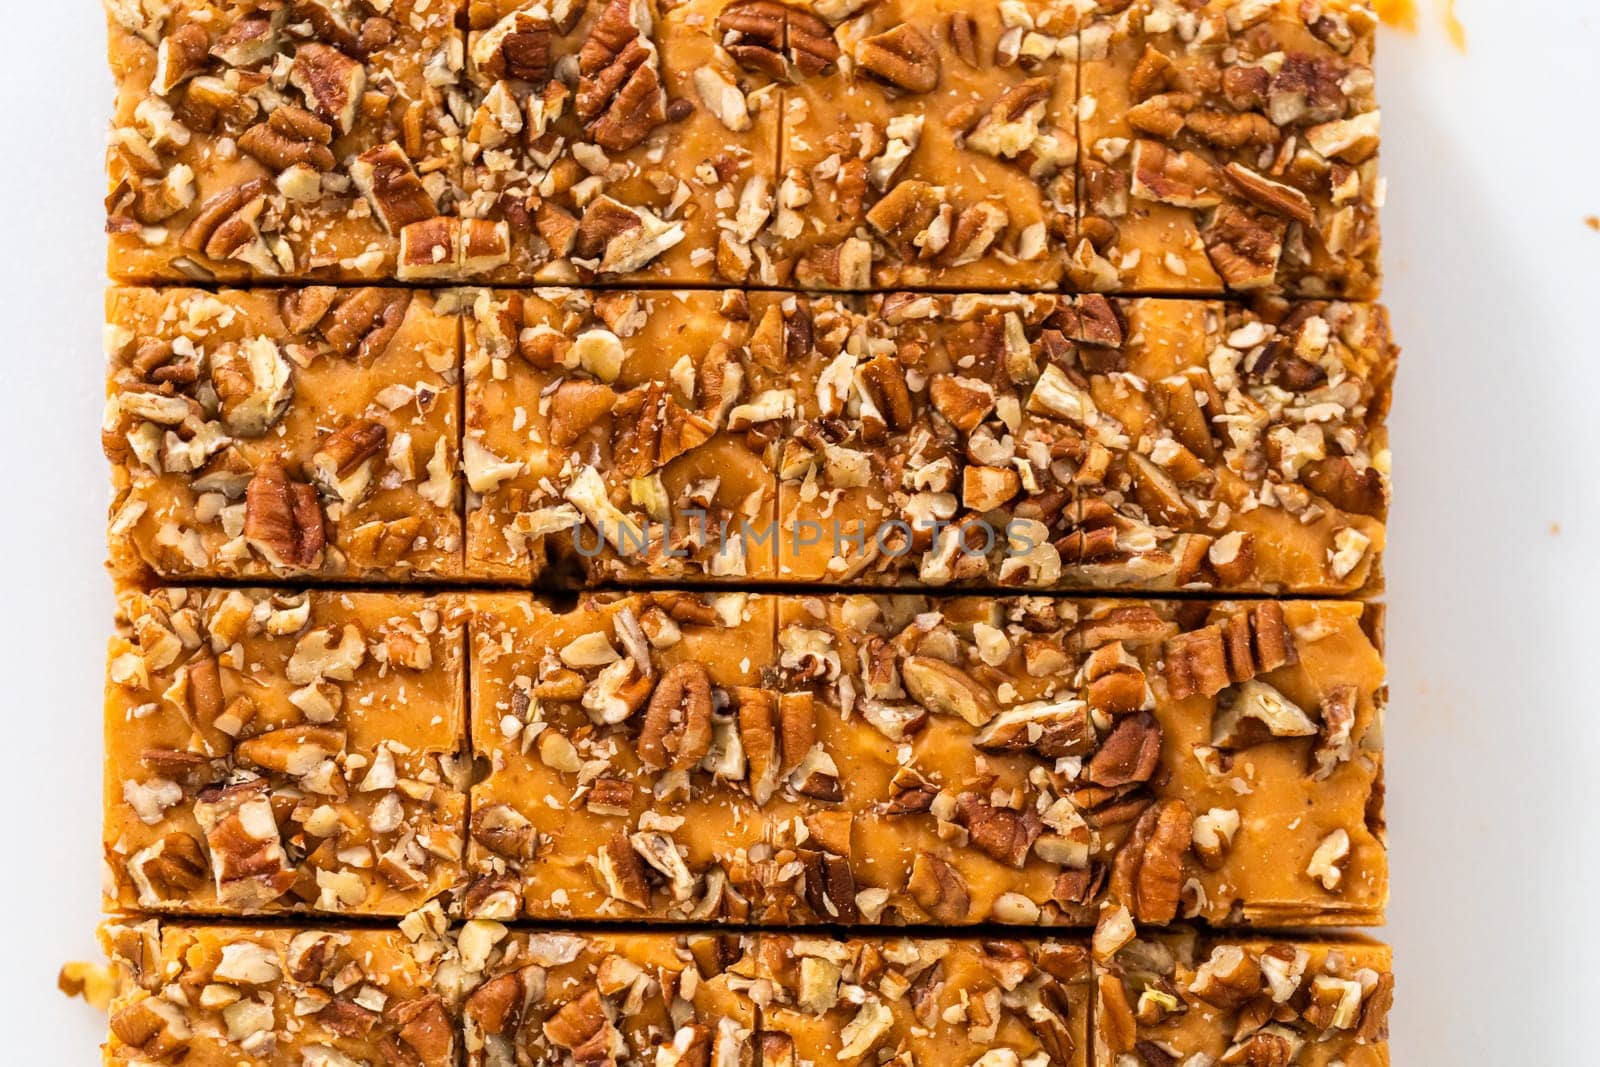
<box><xmin>1204</xmin><ymin>205</ymin><xmax>1287</xmax><ymax>290</ymax></box>
<box><xmin>289</xmin><ymin>43</ymin><xmax>366</xmax><ymax>134</ymax></box>
<box><xmin>1085</xmin><ymin>712</ymin><xmax>1162</xmax><ymax>788</ymax></box>
<box><xmin>1109</xmin><ymin>798</ymin><xmax>1191</xmax><ymax>923</ymax></box>
<box><xmin>238</xmin><ymin>105</ymin><xmax>336</xmax><ymax>172</ymax></box>
<box><xmin>577</xmin><ymin>0</ymin><xmax>667</xmax><ymax>151</ymax></box>
<box><xmin>855</xmin><ymin>23</ymin><xmax>940</xmax><ymax>94</ymax></box>
<box><xmin>244</xmin><ymin>461</ymin><xmax>326</xmax><ymax>568</ymax></box>
<box><xmin>637</xmin><ymin>661</ymin><xmax>714</xmax><ymax>771</ymax></box>
<box><xmin>908</xmin><ymin>851</ymin><xmax>971</xmax><ymax>921</ymax></box>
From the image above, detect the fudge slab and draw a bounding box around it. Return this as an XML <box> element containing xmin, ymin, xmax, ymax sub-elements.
<box><xmin>106</xmin><ymin>0</ymin><xmax>463</xmax><ymax>284</ymax></box>
<box><xmin>104</xmin><ymin>588</ymin><xmax>468</xmax><ymax>918</ymax></box>
<box><xmin>774</xmin><ymin>0</ymin><xmax>1081</xmax><ymax>290</ymax></box>
<box><xmin>1094</xmin><ymin>931</ymin><xmax>1393</xmax><ymax>1066</ymax></box>
<box><xmin>462</xmin><ymin>287</ymin><xmax>782</xmax><ymax>585</ymax></box>
<box><xmin>755</xmin><ymin>934</ymin><xmax>1092</xmax><ymax>1067</ymax></box>
<box><xmin>457</xmin><ymin>922</ymin><xmax>760</xmax><ymax>1066</ymax></box>
<box><xmin>774</xmin><ymin>595</ymin><xmax>1387</xmax><ymax>928</ymax></box>
<box><xmin>463</xmin><ymin>590</ymin><xmax>819</xmax><ymax>922</ymax></box>
<box><xmin>776</xmin><ymin>292</ymin><xmax>1393</xmax><ymax>595</ymax></box>
<box><xmin>100</xmin><ymin>913</ymin><xmax>459</xmax><ymax>1066</ymax></box>
<box><xmin>1075</xmin><ymin>0</ymin><xmax>1381</xmax><ymax>298</ymax></box>
<box><xmin>450</xmin><ymin>0</ymin><xmax>783</xmax><ymax>286</ymax></box>
<box><xmin>105</xmin><ymin>287</ymin><xmax>463</xmax><ymax>583</ymax></box>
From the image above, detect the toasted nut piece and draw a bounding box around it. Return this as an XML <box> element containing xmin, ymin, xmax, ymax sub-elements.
<box><xmin>855</xmin><ymin>23</ymin><xmax>940</xmax><ymax>94</ymax></box>
<box><xmin>637</xmin><ymin>662</ymin><xmax>715</xmax><ymax>771</ymax></box>
<box><xmin>901</xmin><ymin>656</ymin><xmax>998</xmax><ymax>726</ymax></box>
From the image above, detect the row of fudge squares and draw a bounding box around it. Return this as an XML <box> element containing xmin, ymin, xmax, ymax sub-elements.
<box><xmin>106</xmin><ymin>587</ymin><xmax>1386</xmax><ymax>929</ymax></box>
<box><xmin>98</xmin><ymin>916</ymin><xmax>1394</xmax><ymax>1066</ymax></box>
<box><xmin>106</xmin><ymin>0</ymin><xmax>1381</xmax><ymax>297</ymax></box>
<box><xmin>106</xmin><ymin>285</ymin><xmax>1393</xmax><ymax>594</ymax></box>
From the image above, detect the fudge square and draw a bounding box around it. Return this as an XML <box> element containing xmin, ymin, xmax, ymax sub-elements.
<box><xmin>104</xmin><ymin>286</ymin><xmax>463</xmax><ymax>583</ymax></box>
<box><xmin>1075</xmin><ymin>0</ymin><xmax>1382</xmax><ymax>298</ymax></box>
<box><xmin>772</xmin><ymin>0</ymin><xmax>1082</xmax><ymax>290</ymax></box>
<box><xmin>105</xmin><ymin>0</ymin><xmax>463</xmax><ymax>283</ymax></box>
<box><xmin>463</xmin><ymin>590</ymin><xmax>840</xmax><ymax>923</ymax></box>
<box><xmin>773</xmin><ymin>594</ymin><xmax>1387</xmax><ymax>928</ymax></box>
<box><xmin>100</xmin><ymin>913</ymin><xmax>460</xmax><ymax>1066</ymax></box>
<box><xmin>457</xmin><ymin>924</ymin><xmax>759</xmax><ymax>1066</ymax></box>
<box><xmin>1093</xmin><ymin>929</ymin><xmax>1393</xmax><ymax>1065</ymax></box>
<box><xmin>103</xmin><ymin>587</ymin><xmax>468</xmax><ymax>918</ymax></box>
<box><xmin>755</xmin><ymin>934</ymin><xmax>1092</xmax><ymax>1067</ymax></box>
<box><xmin>462</xmin><ymin>287</ymin><xmax>782</xmax><ymax>586</ymax></box>
<box><xmin>448</xmin><ymin>0</ymin><xmax>783</xmax><ymax>285</ymax></box>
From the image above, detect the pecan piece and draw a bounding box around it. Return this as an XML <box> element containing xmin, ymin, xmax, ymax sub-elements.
<box><xmin>389</xmin><ymin>996</ymin><xmax>456</xmax><ymax>1067</ymax></box>
<box><xmin>577</xmin><ymin>0</ymin><xmax>667</xmax><ymax>151</ymax></box>
<box><xmin>955</xmin><ymin>793</ymin><xmax>1042</xmax><ymax>868</ymax></box>
<box><xmin>239</xmin><ymin>105</ymin><xmax>336</xmax><ymax>172</ymax></box>
<box><xmin>1204</xmin><ymin>206</ymin><xmax>1287</xmax><ymax>290</ymax></box>
<box><xmin>1085</xmin><ymin>712</ymin><xmax>1162</xmax><ymax>788</ymax></box>
<box><xmin>1109</xmin><ymin>798</ymin><xmax>1191</xmax><ymax>924</ymax></box>
<box><xmin>350</xmin><ymin>143</ymin><xmax>438</xmax><ymax>235</ymax></box>
<box><xmin>907</xmin><ymin>851</ymin><xmax>971</xmax><ymax>921</ymax></box>
<box><xmin>289</xmin><ymin>43</ymin><xmax>366</xmax><ymax>134</ymax></box>
<box><xmin>244</xmin><ymin>461</ymin><xmax>326</xmax><ymax>568</ymax></box>
<box><xmin>473</xmin><ymin>9</ymin><xmax>553</xmax><ymax>83</ymax></box>
<box><xmin>855</xmin><ymin>23</ymin><xmax>940</xmax><ymax>94</ymax></box>
<box><xmin>716</xmin><ymin>0</ymin><xmax>786</xmax><ymax>78</ymax></box>
<box><xmin>318</xmin><ymin>287</ymin><xmax>412</xmax><ymax>363</ymax></box>
<box><xmin>637</xmin><ymin>661</ymin><xmax>715</xmax><ymax>771</ymax></box>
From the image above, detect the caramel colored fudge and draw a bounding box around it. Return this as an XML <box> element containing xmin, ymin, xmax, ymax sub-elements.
<box><xmin>774</xmin><ymin>0</ymin><xmax>1080</xmax><ymax>290</ymax></box>
<box><xmin>1075</xmin><ymin>0</ymin><xmax>1381</xmax><ymax>298</ymax></box>
<box><xmin>1094</xmin><ymin>931</ymin><xmax>1392</xmax><ymax>1065</ymax></box>
<box><xmin>774</xmin><ymin>595</ymin><xmax>1386</xmax><ymax>928</ymax></box>
<box><xmin>105</xmin><ymin>0</ymin><xmax>462</xmax><ymax>283</ymax></box>
<box><xmin>465</xmin><ymin>591</ymin><xmax>831</xmax><ymax>922</ymax></box>
<box><xmin>449</xmin><ymin>0</ymin><xmax>782</xmax><ymax>285</ymax></box>
<box><xmin>104</xmin><ymin>287</ymin><xmax>463</xmax><ymax>583</ymax></box>
<box><xmin>104</xmin><ymin>588</ymin><xmax>467</xmax><ymax>917</ymax></box>
<box><xmin>100</xmin><ymin>914</ymin><xmax>460</xmax><ymax>1066</ymax></box>
<box><xmin>777</xmin><ymin>293</ymin><xmax>1392</xmax><ymax>595</ymax></box>
<box><xmin>463</xmin><ymin>288</ymin><xmax>781</xmax><ymax>585</ymax></box>
<box><xmin>457</xmin><ymin>922</ymin><xmax>759</xmax><ymax>1065</ymax></box>
<box><xmin>755</xmin><ymin>935</ymin><xmax>1091</xmax><ymax>1067</ymax></box>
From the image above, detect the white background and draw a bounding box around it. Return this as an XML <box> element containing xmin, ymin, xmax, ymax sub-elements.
<box><xmin>0</xmin><ymin>0</ymin><xmax>1595</xmax><ymax>1059</ymax></box>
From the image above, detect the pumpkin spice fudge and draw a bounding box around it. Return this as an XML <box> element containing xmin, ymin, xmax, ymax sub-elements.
<box><xmin>1093</xmin><ymin>930</ymin><xmax>1393</xmax><ymax>1065</ymax></box>
<box><xmin>100</xmin><ymin>913</ymin><xmax>460</xmax><ymax>1066</ymax></box>
<box><xmin>775</xmin><ymin>292</ymin><xmax>1393</xmax><ymax>594</ymax></box>
<box><xmin>103</xmin><ymin>588</ymin><xmax>468</xmax><ymax>918</ymax></box>
<box><xmin>772</xmin><ymin>0</ymin><xmax>1082</xmax><ymax>290</ymax></box>
<box><xmin>754</xmin><ymin>934</ymin><xmax>1092</xmax><ymax>1067</ymax></box>
<box><xmin>105</xmin><ymin>0</ymin><xmax>464</xmax><ymax>284</ymax></box>
<box><xmin>104</xmin><ymin>286</ymin><xmax>463</xmax><ymax>583</ymax></box>
<box><xmin>448</xmin><ymin>0</ymin><xmax>783</xmax><ymax>285</ymax></box>
<box><xmin>463</xmin><ymin>590</ymin><xmax>821</xmax><ymax>922</ymax></box>
<box><xmin>462</xmin><ymin>287</ymin><xmax>782</xmax><ymax>585</ymax></box>
<box><xmin>773</xmin><ymin>594</ymin><xmax>1387</xmax><ymax>929</ymax></box>
<box><xmin>456</xmin><ymin>922</ymin><xmax>760</xmax><ymax>1066</ymax></box>
<box><xmin>1074</xmin><ymin>0</ymin><xmax>1382</xmax><ymax>298</ymax></box>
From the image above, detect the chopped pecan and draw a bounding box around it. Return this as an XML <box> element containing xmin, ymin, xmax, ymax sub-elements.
<box><xmin>900</xmin><ymin>656</ymin><xmax>998</xmax><ymax>727</ymax></box>
<box><xmin>907</xmin><ymin>852</ymin><xmax>971</xmax><ymax>921</ymax></box>
<box><xmin>130</xmin><ymin>832</ymin><xmax>208</xmax><ymax>898</ymax></box>
<box><xmin>612</xmin><ymin>382</ymin><xmax>716</xmax><ymax>476</ymax></box>
<box><xmin>1310</xmin><ymin>684</ymin><xmax>1358</xmax><ymax>780</ymax></box>
<box><xmin>180</xmin><ymin>180</ymin><xmax>275</xmax><ymax>267</ymax></box>
<box><xmin>855</xmin><ymin>23</ymin><xmax>940</xmax><ymax>94</ymax></box>
<box><xmin>1109</xmin><ymin>799</ymin><xmax>1191</xmax><ymax>924</ymax></box>
<box><xmin>543</xmin><ymin>989</ymin><xmax>613</xmax><ymax>1053</ymax></box>
<box><xmin>548</xmin><ymin>379</ymin><xmax>618</xmax><ymax>448</ymax></box>
<box><xmin>1204</xmin><ymin>206</ymin><xmax>1287</xmax><ymax>290</ymax></box>
<box><xmin>464</xmin><ymin>966</ymin><xmax>531</xmax><ymax>1039</ymax></box>
<box><xmin>315</xmin><ymin>419</ymin><xmax>386</xmax><ymax>480</ymax></box>
<box><xmin>1302</xmin><ymin>456</ymin><xmax>1387</xmax><ymax>517</ymax></box>
<box><xmin>350</xmin><ymin>143</ymin><xmax>438</xmax><ymax>235</ymax></box>
<box><xmin>1096</xmin><ymin>974</ymin><xmax>1138</xmax><ymax>1055</ymax></box>
<box><xmin>577</xmin><ymin>0</ymin><xmax>666</xmax><ymax>152</ymax></box>
<box><xmin>955</xmin><ymin>793</ymin><xmax>1042</xmax><ymax>868</ymax></box>
<box><xmin>243</xmin><ymin>461</ymin><xmax>325</xmax><ymax>568</ymax></box>
<box><xmin>1189</xmin><ymin>945</ymin><xmax>1264</xmax><ymax>1008</ymax></box>
<box><xmin>474</xmin><ymin>9</ymin><xmax>553</xmax><ymax>83</ymax></box>
<box><xmin>716</xmin><ymin>1</ymin><xmax>783</xmax><ymax>78</ymax></box>
<box><xmin>1086</xmin><ymin>712</ymin><xmax>1162</xmax><ymax>788</ymax></box>
<box><xmin>928</xmin><ymin>374</ymin><xmax>995</xmax><ymax>434</ymax></box>
<box><xmin>637</xmin><ymin>661</ymin><xmax>715</xmax><ymax>771</ymax></box>
<box><xmin>800</xmin><ymin>848</ymin><xmax>858</xmax><ymax>921</ymax></box>
<box><xmin>1224</xmin><ymin>163</ymin><xmax>1316</xmax><ymax>227</ymax></box>
<box><xmin>945</xmin><ymin>13</ymin><xmax>978</xmax><ymax>68</ymax></box>
<box><xmin>289</xmin><ymin>43</ymin><xmax>366</xmax><ymax>134</ymax></box>
<box><xmin>390</xmin><ymin>996</ymin><xmax>456</xmax><ymax>1067</ymax></box>
<box><xmin>470</xmin><ymin>803</ymin><xmax>538</xmax><ymax>861</ymax></box>
<box><xmin>857</xmin><ymin>353</ymin><xmax>914</xmax><ymax>434</ymax></box>
<box><xmin>238</xmin><ymin>105</ymin><xmax>336</xmax><ymax>172</ymax></box>
<box><xmin>974</xmin><ymin>701</ymin><xmax>1095</xmax><ymax>759</ymax></box>
<box><xmin>318</xmin><ymin>288</ymin><xmax>412</xmax><ymax>363</ymax></box>
<box><xmin>154</xmin><ymin>23</ymin><xmax>211</xmax><ymax>96</ymax></box>
<box><xmin>596</xmin><ymin>832</ymin><xmax>651</xmax><ymax>909</ymax></box>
